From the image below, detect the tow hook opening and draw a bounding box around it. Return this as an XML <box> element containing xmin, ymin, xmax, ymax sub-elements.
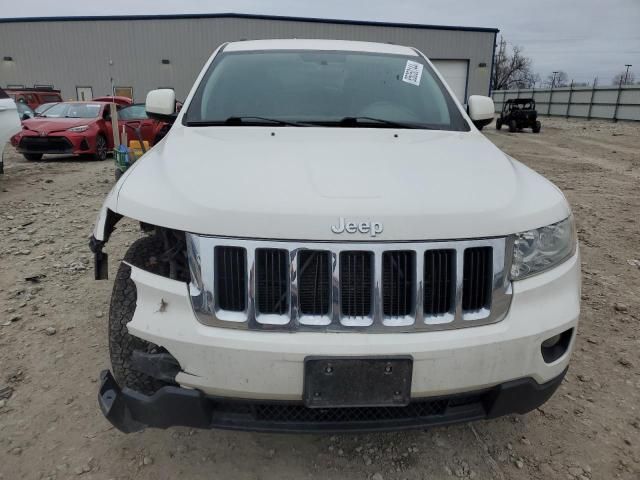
<box><xmin>131</xmin><ymin>350</ymin><xmax>181</xmax><ymax>384</ymax></box>
<box><xmin>541</xmin><ymin>328</ymin><xmax>574</xmax><ymax>363</ymax></box>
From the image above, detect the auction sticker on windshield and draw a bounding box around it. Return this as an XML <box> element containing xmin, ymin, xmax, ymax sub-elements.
<box><xmin>402</xmin><ymin>60</ymin><xmax>424</xmax><ymax>86</ymax></box>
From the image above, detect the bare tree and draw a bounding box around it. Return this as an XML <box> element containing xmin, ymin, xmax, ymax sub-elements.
<box><xmin>492</xmin><ymin>37</ymin><xmax>537</xmax><ymax>90</ymax></box>
<box><xmin>545</xmin><ymin>71</ymin><xmax>569</xmax><ymax>87</ymax></box>
<box><xmin>612</xmin><ymin>70</ymin><xmax>636</xmax><ymax>85</ymax></box>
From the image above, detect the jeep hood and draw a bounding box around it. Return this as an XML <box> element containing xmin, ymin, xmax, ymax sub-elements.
<box><xmin>102</xmin><ymin>127</ymin><xmax>569</xmax><ymax>241</ymax></box>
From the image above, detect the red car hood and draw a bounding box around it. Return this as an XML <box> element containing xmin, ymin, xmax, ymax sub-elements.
<box><xmin>22</xmin><ymin>118</ymin><xmax>95</xmax><ymax>134</ymax></box>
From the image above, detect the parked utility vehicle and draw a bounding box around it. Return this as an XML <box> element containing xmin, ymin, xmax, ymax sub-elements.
<box><xmin>496</xmin><ymin>98</ymin><xmax>541</xmax><ymax>133</ymax></box>
<box><xmin>92</xmin><ymin>39</ymin><xmax>579</xmax><ymax>433</ymax></box>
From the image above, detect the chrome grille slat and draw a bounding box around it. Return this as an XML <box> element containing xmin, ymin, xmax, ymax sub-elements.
<box><xmin>187</xmin><ymin>236</ymin><xmax>512</xmax><ymax>333</ymax></box>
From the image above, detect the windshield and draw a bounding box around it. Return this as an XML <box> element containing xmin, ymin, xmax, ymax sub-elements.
<box><xmin>119</xmin><ymin>104</ymin><xmax>148</xmax><ymax>120</ymax></box>
<box><xmin>17</xmin><ymin>103</ymin><xmax>34</xmax><ymax>116</ymax></box>
<box><xmin>185</xmin><ymin>50</ymin><xmax>468</xmax><ymax>131</ymax></box>
<box><xmin>42</xmin><ymin>102</ymin><xmax>101</xmax><ymax>118</ymax></box>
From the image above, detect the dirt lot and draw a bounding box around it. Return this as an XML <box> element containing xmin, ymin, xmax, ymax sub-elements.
<box><xmin>1</xmin><ymin>117</ymin><xmax>639</xmax><ymax>480</ymax></box>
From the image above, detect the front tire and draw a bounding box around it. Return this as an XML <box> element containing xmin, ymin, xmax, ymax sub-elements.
<box><xmin>508</xmin><ymin>120</ymin><xmax>517</xmax><ymax>133</ymax></box>
<box><xmin>109</xmin><ymin>235</ymin><xmax>170</xmax><ymax>394</ymax></box>
<box><xmin>532</xmin><ymin>121</ymin><xmax>541</xmax><ymax>133</ymax></box>
<box><xmin>95</xmin><ymin>134</ymin><xmax>108</xmax><ymax>161</ymax></box>
<box><xmin>495</xmin><ymin>118</ymin><xmax>502</xmax><ymax>130</ymax></box>
<box><xmin>24</xmin><ymin>153</ymin><xmax>43</xmax><ymax>161</ymax></box>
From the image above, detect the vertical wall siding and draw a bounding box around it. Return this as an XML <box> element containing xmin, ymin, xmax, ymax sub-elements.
<box><xmin>0</xmin><ymin>17</ymin><xmax>495</xmax><ymax>102</ymax></box>
<box><xmin>492</xmin><ymin>86</ymin><xmax>640</xmax><ymax>122</ymax></box>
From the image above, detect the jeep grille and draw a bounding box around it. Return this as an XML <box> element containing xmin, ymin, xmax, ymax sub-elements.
<box><xmin>187</xmin><ymin>236</ymin><xmax>512</xmax><ymax>332</ymax></box>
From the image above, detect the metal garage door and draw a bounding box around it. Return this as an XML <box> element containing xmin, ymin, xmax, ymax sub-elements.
<box><xmin>431</xmin><ymin>60</ymin><xmax>469</xmax><ymax>104</ymax></box>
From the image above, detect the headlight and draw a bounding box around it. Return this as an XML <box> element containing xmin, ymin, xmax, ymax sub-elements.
<box><xmin>511</xmin><ymin>215</ymin><xmax>577</xmax><ymax>280</ymax></box>
<box><xmin>67</xmin><ymin>125</ymin><xmax>89</xmax><ymax>132</ymax></box>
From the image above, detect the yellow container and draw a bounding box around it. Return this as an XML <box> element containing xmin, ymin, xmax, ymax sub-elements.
<box><xmin>128</xmin><ymin>140</ymin><xmax>150</xmax><ymax>160</ymax></box>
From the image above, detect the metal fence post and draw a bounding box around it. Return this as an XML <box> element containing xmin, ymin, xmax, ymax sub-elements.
<box><xmin>613</xmin><ymin>78</ymin><xmax>623</xmax><ymax>122</ymax></box>
<box><xmin>566</xmin><ymin>81</ymin><xmax>574</xmax><ymax>118</ymax></box>
<box><xmin>587</xmin><ymin>78</ymin><xmax>597</xmax><ymax>121</ymax></box>
<box><xmin>547</xmin><ymin>85</ymin><xmax>553</xmax><ymax>116</ymax></box>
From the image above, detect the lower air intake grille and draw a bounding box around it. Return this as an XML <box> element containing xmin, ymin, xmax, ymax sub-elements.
<box><xmin>256</xmin><ymin>249</ymin><xmax>289</xmax><ymax>314</ymax></box>
<box><xmin>463</xmin><ymin>247</ymin><xmax>493</xmax><ymax>311</ymax></box>
<box><xmin>214</xmin><ymin>246</ymin><xmax>246</xmax><ymax>311</ymax></box>
<box><xmin>340</xmin><ymin>251</ymin><xmax>372</xmax><ymax>317</ymax></box>
<box><xmin>424</xmin><ymin>249</ymin><xmax>455</xmax><ymax>315</ymax></box>
<box><xmin>253</xmin><ymin>399</ymin><xmax>450</xmax><ymax>423</ymax></box>
<box><xmin>298</xmin><ymin>251</ymin><xmax>331</xmax><ymax>315</ymax></box>
<box><xmin>383</xmin><ymin>251</ymin><xmax>415</xmax><ymax>316</ymax></box>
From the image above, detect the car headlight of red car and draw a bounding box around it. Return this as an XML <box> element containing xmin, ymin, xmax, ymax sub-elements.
<box><xmin>67</xmin><ymin>125</ymin><xmax>90</xmax><ymax>132</ymax></box>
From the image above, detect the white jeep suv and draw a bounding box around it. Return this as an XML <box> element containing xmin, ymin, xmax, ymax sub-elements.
<box><xmin>92</xmin><ymin>39</ymin><xmax>580</xmax><ymax>433</ymax></box>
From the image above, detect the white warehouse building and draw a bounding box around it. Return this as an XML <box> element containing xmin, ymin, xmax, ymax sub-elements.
<box><xmin>0</xmin><ymin>13</ymin><xmax>498</xmax><ymax>104</ymax></box>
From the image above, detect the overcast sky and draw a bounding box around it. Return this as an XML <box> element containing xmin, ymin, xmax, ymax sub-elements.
<box><xmin>4</xmin><ymin>0</ymin><xmax>639</xmax><ymax>84</ymax></box>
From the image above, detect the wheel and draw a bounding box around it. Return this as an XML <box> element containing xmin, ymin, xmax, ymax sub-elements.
<box><xmin>508</xmin><ymin>120</ymin><xmax>517</xmax><ymax>133</ymax></box>
<box><xmin>109</xmin><ymin>235</ymin><xmax>171</xmax><ymax>394</ymax></box>
<box><xmin>495</xmin><ymin>118</ymin><xmax>502</xmax><ymax>130</ymax></box>
<box><xmin>23</xmin><ymin>153</ymin><xmax>43</xmax><ymax>161</ymax></box>
<box><xmin>115</xmin><ymin>168</ymin><xmax>123</xmax><ymax>181</ymax></box>
<box><xmin>532</xmin><ymin>121</ymin><xmax>541</xmax><ymax>134</ymax></box>
<box><xmin>95</xmin><ymin>134</ymin><xmax>108</xmax><ymax>161</ymax></box>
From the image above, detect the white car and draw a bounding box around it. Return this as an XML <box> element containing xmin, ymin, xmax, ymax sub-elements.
<box><xmin>92</xmin><ymin>39</ymin><xmax>580</xmax><ymax>433</ymax></box>
<box><xmin>0</xmin><ymin>89</ymin><xmax>21</xmax><ymax>174</ymax></box>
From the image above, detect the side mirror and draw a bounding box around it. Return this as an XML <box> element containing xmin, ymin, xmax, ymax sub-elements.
<box><xmin>467</xmin><ymin>95</ymin><xmax>495</xmax><ymax>130</ymax></box>
<box><xmin>145</xmin><ymin>89</ymin><xmax>177</xmax><ymax>123</ymax></box>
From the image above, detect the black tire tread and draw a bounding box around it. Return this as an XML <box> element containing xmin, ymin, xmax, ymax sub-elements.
<box><xmin>109</xmin><ymin>234</ymin><xmax>169</xmax><ymax>394</ymax></box>
<box><xmin>95</xmin><ymin>134</ymin><xmax>108</xmax><ymax>161</ymax></box>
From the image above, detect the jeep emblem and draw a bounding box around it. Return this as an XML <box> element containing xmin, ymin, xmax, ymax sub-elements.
<box><xmin>331</xmin><ymin>217</ymin><xmax>383</xmax><ymax>237</ymax></box>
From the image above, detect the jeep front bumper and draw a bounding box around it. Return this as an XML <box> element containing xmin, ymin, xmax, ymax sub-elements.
<box><xmin>99</xmin><ymin>367</ymin><xmax>567</xmax><ymax>433</ymax></box>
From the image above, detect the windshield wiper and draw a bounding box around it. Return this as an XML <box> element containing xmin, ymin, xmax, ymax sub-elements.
<box><xmin>336</xmin><ymin>117</ymin><xmax>422</xmax><ymax>129</ymax></box>
<box><xmin>186</xmin><ymin>116</ymin><xmax>309</xmax><ymax>127</ymax></box>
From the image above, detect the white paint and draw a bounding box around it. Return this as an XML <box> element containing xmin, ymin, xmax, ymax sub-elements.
<box><xmin>145</xmin><ymin>88</ymin><xmax>175</xmax><ymax>116</ymax></box>
<box><xmin>467</xmin><ymin>94</ymin><xmax>495</xmax><ymax>121</ymax></box>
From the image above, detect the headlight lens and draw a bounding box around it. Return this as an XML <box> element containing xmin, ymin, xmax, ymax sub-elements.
<box><xmin>511</xmin><ymin>215</ymin><xmax>577</xmax><ymax>280</ymax></box>
<box><xmin>67</xmin><ymin>125</ymin><xmax>89</xmax><ymax>132</ymax></box>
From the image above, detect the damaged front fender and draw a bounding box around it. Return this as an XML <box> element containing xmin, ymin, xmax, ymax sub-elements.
<box><xmin>90</xmin><ymin>184</ymin><xmax>123</xmax><ymax>279</ymax></box>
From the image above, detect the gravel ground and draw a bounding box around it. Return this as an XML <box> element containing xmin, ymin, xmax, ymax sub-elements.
<box><xmin>1</xmin><ymin>117</ymin><xmax>639</xmax><ymax>480</ymax></box>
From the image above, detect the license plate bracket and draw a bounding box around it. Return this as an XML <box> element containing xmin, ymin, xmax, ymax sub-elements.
<box><xmin>303</xmin><ymin>356</ymin><xmax>413</xmax><ymax>408</ymax></box>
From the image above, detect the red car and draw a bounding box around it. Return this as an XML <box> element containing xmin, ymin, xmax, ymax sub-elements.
<box><xmin>10</xmin><ymin>101</ymin><xmax>171</xmax><ymax>161</ymax></box>
<box><xmin>117</xmin><ymin>103</ymin><xmax>172</xmax><ymax>146</ymax></box>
